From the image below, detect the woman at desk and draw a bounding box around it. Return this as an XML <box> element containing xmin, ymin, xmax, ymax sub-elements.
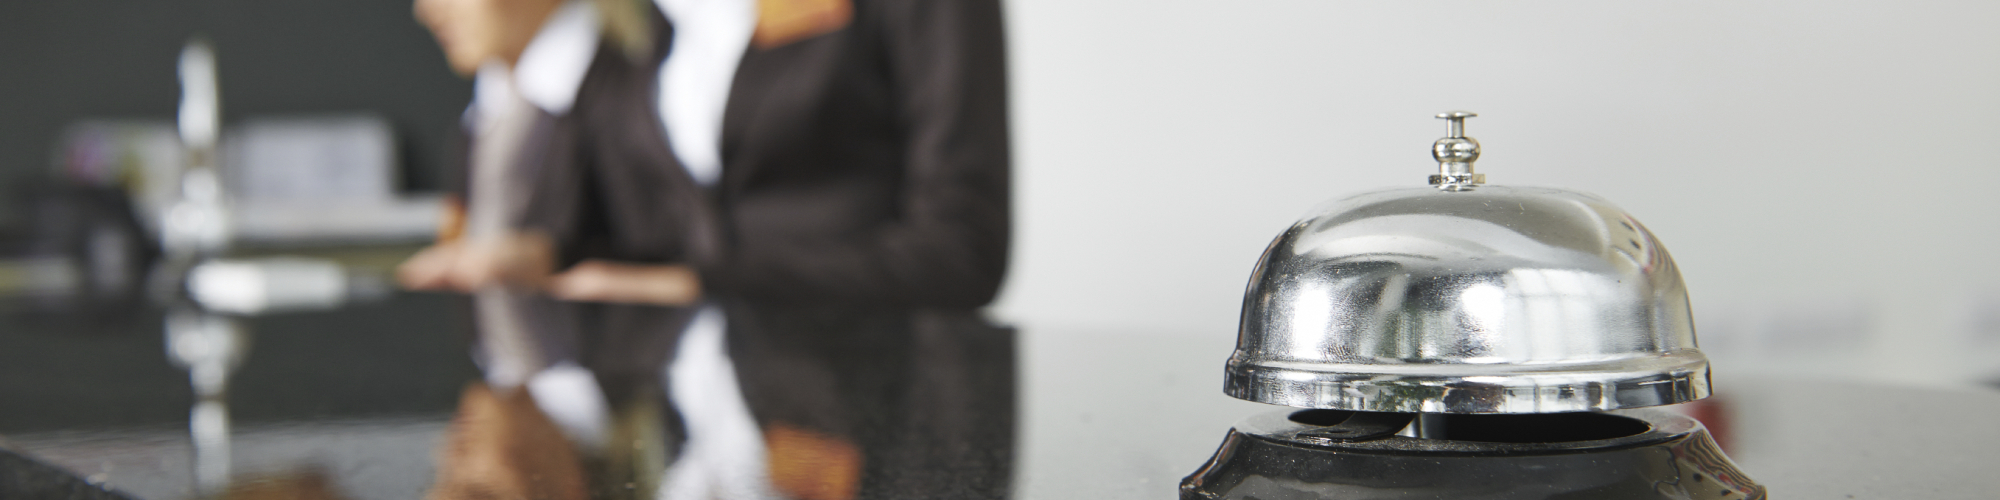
<box><xmin>401</xmin><ymin>0</ymin><xmax>1008</xmax><ymax>362</ymax></box>
<box><xmin>404</xmin><ymin>0</ymin><xmax>1010</xmax><ymax>497</ymax></box>
<box><xmin>401</xmin><ymin>0</ymin><xmax>659</xmax><ymax>401</ymax></box>
<box><xmin>546</xmin><ymin>0</ymin><xmax>1009</xmax><ymax>309</ymax></box>
<box><xmin>535</xmin><ymin>1</ymin><xmax>1012</xmax><ymax>496</ymax></box>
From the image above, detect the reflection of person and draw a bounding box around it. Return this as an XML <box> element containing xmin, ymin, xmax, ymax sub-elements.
<box><xmin>426</xmin><ymin>384</ymin><xmax>588</xmax><ymax>500</ymax></box>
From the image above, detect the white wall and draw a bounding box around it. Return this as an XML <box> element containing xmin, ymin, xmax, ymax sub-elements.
<box><xmin>992</xmin><ymin>1</ymin><xmax>2000</xmax><ymax>386</ymax></box>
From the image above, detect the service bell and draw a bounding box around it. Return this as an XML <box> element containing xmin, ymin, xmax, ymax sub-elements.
<box><xmin>1184</xmin><ymin>112</ymin><xmax>1762</xmax><ymax>500</ymax></box>
<box><xmin>1224</xmin><ymin>112</ymin><xmax>1708</xmax><ymax>414</ymax></box>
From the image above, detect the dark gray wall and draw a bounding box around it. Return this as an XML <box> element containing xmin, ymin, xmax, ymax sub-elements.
<box><xmin>0</xmin><ymin>0</ymin><xmax>470</xmax><ymax>226</ymax></box>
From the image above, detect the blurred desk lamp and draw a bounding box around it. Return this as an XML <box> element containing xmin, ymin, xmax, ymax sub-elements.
<box><xmin>164</xmin><ymin>39</ymin><xmax>230</xmax><ymax>260</ymax></box>
<box><xmin>162</xmin><ymin>38</ymin><xmax>240</xmax><ymax>495</ymax></box>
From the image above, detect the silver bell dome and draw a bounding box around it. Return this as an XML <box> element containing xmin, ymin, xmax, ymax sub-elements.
<box><xmin>1223</xmin><ymin>112</ymin><xmax>1709</xmax><ymax>414</ymax></box>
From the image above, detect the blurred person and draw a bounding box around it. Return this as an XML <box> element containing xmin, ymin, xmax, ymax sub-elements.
<box><xmin>399</xmin><ymin>0</ymin><xmax>657</xmax><ymax>459</ymax></box>
<box><xmin>554</xmin><ymin>0</ymin><xmax>1011</xmax><ymax>495</ymax></box>
<box><xmin>402</xmin><ymin>0</ymin><xmax>565</xmax><ymax>392</ymax></box>
<box><xmin>411</xmin><ymin>0</ymin><xmax>1009</xmax><ymax>313</ymax></box>
<box><xmin>562</xmin><ymin>0</ymin><xmax>1011</xmax><ymax>492</ymax></box>
<box><xmin>406</xmin><ymin>0</ymin><xmax>1009</xmax><ymax>496</ymax></box>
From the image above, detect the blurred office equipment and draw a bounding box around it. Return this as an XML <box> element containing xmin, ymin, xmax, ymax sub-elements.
<box><xmin>218</xmin><ymin>115</ymin><xmax>441</xmax><ymax>246</ymax></box>
<box><xmin>5</xmin><ymin>41</ymin><xmax>442</xmax><ymax>316</ymax></box>
<box><xmin>1</xmin><ymin>185</ymin><xmax>155</xmax><ymax>316</ymax></box>
<box><xmin>51</xmin><ymin>117</ymin><xmax>441</xmax><ymax>250</ymax></box>
<box><xmin>224</xmin><ymin>115</ymin><xmax>395</xmax><ymax>205</ymax></box>
<box><xmin>0</xmin><ymin>39</ymin><xmax>448</xmax><ymax>497</ymax></box>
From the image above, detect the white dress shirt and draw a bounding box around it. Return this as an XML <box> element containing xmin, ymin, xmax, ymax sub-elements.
<box><xmin>654</xmin><ymin>0</ymin><xmax>756</xmax><ymax>187</ymax></box>
<box><xmin>649</xmin><ymin>1</ymin><xmax>771</xmax><ymax>499</ymax></box>
<box><xmin>474</xmin><ymin>0</ymin><xmax>602</xmax><ymax>121</ymax></box>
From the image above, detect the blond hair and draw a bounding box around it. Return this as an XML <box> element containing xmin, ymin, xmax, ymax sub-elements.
<box><xmin>593</xmin><ymin>0</ymin><xmax>655</xmax><ymax>62</ymax></box>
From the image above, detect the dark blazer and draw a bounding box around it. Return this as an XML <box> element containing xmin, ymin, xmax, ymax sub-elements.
<box><xmin>440</xmin><ymin>0</ymin><xmax>1011</xmax><ymax>410</ymax></box>
<box><xmin>519</xmin><ymin>0</ymin><xmax>1011</xmax><ymax>309</ymax></box>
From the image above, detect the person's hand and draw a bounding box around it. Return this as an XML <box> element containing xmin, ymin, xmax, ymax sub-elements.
<box><xmin>547</xmin><ymin>260</ymin><xmax>702</xmax><ymax>305</ymax></box>
<box><xmin>396</xmin><ymin>231</ymin><xmax>557</xmax><ymax>292</ymax></box>
<box><xmin>398</xmin><ymin>240</ymin><xmax>466</xmax><ymax>291</ymax></box>
<box><xmin>448</xmin><ymin>231</ymin><xmax>557</xmax><ymax>290</ymax></box>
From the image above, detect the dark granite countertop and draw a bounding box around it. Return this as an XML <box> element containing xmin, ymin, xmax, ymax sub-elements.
<box><xmin>3</xmin><ymin>293</ymin><xmax>1999</xmax><ymax>499</ymax></box>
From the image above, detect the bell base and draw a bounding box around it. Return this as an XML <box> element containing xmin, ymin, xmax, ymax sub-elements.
<box><xmin>1181</xmin><ymin>408</ymin><xmax>1763</xmax><ymax>500</ymax></box>
<box><xmin>1224</xmin><ymin>354</ymin><xmax>1709</xmax><ymax>413</ymax></box>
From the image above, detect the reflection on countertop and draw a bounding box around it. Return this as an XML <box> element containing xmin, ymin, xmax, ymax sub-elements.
<box><xmin>0</xmin><ymin>295</ymin><xmax>1017</xmax><ymax>500</ymax></box>
<box><xmin>7</xmin><ymin>298</ymin><xmax>2000</xmax><ymax>499</ymax></box>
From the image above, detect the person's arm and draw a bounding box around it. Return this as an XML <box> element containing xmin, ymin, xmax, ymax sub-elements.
<box><xmin>547</xmin><ymin>259</ymin><xmax>702</xmax><ymax>305</ymax></box>
<box><xmin>399</xmin><ymin>126</ymin><xmax>475</xmax><ymax>291</ymax></box>
<box><xmin>698</xmin><ymin>0</ymin><xmax>1011</xmax><ymax>307</ymax></box>
<box><xmin>403</xmin><ymin>111</ymin><xmax>601</xmax><ymax>293</ymax></box>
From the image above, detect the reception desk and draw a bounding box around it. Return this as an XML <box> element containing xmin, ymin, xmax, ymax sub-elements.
<box><xmin>1</xmin><ymin>293</ymin><xmax>1998</xmax><ymax>499</ymax></box>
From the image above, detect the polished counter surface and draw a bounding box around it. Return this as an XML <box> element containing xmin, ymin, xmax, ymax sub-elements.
<box><xmin>3</xmin><ymin>294</ymin><xmax>2000</xmax><ymax>499</ymax></box>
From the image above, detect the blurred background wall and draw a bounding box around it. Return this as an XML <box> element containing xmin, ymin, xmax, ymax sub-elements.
<box><xmin>991</xmin><ymin>0</ymin><xmax>2000</xmax><ymax>388</ymax></box>
<box><xmin>2</xmin><ymin>1</ymin><xmax>1996</xmax><ymax>387</ymax></box>
<box><xmin>0</xmin><ymin>0</ymin><xmax>467</xmax><ymax>231</ymax></box>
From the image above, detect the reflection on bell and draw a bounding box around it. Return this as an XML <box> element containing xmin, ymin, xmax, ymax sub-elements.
<box><xmin>1185</xmin><ymin>112</ymin><xmax>1764</xmax><ymax>499</ymax></box>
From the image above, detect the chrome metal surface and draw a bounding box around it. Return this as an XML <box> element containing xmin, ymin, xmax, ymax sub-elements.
<box><xmin>1428</xmin><ymin>111</ymin><xmax>1484</xmax><ymax>189</ymax></box>
<box><xmin>1224</xmin><ymin>112</ymin><xmax>1709</xmax><ymax>413</ymax></box>
<box><xmin>1397</xmin><ymin>412</ymin><xmax>1448</xmax><ymax>439</ymax></box>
